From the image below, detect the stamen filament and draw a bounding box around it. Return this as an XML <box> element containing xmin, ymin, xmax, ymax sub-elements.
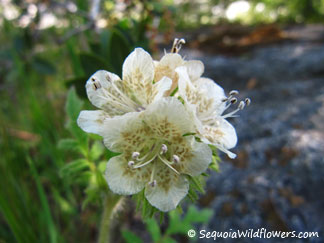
<box><xmin>150</xmin><ymin>163</ymin><xmax>156</xmax><ymax>183</ymax></box>
<box><xmin>136</xmin><ymin>144</ymin><xmax>157</xmax><ymax>161</ymax></box>
<box><xmin>158</xmin><ymin>154</ymin><xmax>180</xmax><ymax>175</ymax></box>
<box><xmin>133</xmin><ymin>155</ymin><xmax>157</xmax><ymax>168</ymax></box>
<box><xmin>214</xmin><ymin>144</ymin><xmax>237</xmax><ymax>159</ymax></box>
<box><xmin>222</xmin><ymin>108</ymin><xmax>240</xmax><ymax>118</ymax></box>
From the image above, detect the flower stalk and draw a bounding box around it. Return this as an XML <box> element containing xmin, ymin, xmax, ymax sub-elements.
<box><xmin>98</xmin><ymin>195</ymin><xmax>122</xmax><ymax>243</ymax></box>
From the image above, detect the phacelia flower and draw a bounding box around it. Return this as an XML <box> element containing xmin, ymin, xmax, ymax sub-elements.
<box><xmin>84</xmin><ymin>48</ymin><xmax>172</xmax><ymax>117</ymax></box>
<box><xmin>78</xmin><ymin>97</ymin><xmax>212</xmax><ymax>212</ymax></box>
<box><xmin>154</xmin><ymin>38</ymin><xmax>204</xmax><ymax>95</ymax></box>
<box><xmin>176</xmin><ymin>66</ymin><xmax>250</xmax><ymax>159</ymax></box>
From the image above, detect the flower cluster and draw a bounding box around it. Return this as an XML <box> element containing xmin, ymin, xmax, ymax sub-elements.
<box><xmin>77</xmin><ymin>39</ymin><xmax>249</xmax><ymax>212</ymax></box>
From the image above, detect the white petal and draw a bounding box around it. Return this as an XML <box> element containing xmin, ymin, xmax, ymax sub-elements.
<box><xmin>184</xmin><ymin>60</ymin><xmax>204</xmax><ymax>81</ymax></box>
<box><xmin>86</xmin><ymin>70</ymin><xmax>130</xmax><ymax>115</ymax></box>
<box><xmin>154</xmin><ymin>53</ymin><xmax>184</xmax><ymax>93</ymax></box>
<box><xmin>200</xmin><ymin>118</ymin><xmax>238</xmax><ymax>149</ymax></box>
<box><xmin>145</xmin><ymin>163</ymin><xmax>189</xmax><ymax>212</ymax></box>
<box><xmin>195</xmin><ymin>77</ymin><xmax>227</xmax><ymax>115</ymax></box>
<box><xmin>122</xmin><ymin>48</ymin><xmax>155</xmax><ymax>105</ymax></box>
<box><xmin>176</xmin><ymin>66</ymin><xmax>196</xmax><ymax>104</ymax></box>
<box><xmin>180</xmin><ymin>138</ymin><xmax>212</xmax><ymax>176</ymax></box>
<box><xmin>105</xmin><ymin>155</ymin><xmax>147</xmax><ymax>195</ymax></box>
<box><xmin>176</xmin><ymin>66</ymin><xmax>205</xmax><ymax>133</ymax></box>
<box><xmin>77</xmin><ymin>110</ymin><xmax>109</xmax><ymax>135</ymax></box>
<box><xmin>144</xmin><ymin>97</ymin><xmax>195</xmax><ymax>136</ymax></box>
<box><xmin>100</xmin><ymin>112</ymin><xmax>142</xmax><ymax>152</ymax></box>
<box><xmin>158</xmin><ymin>53</ymin><xmax>183</xmax><ymax>67</ymax></box>
<box><xmin>152</xmin><ymin>76</ymin><xmax>172</xmax><ymax>102</ymax></box>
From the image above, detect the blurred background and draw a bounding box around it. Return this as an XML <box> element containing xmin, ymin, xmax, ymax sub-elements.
<box><xmin>0</xmin><ymin>0</ymin><xmax>324</xmax><ymax>242</ymax></box>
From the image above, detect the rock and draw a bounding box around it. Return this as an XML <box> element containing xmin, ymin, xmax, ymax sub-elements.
<box><xmin>181</xmin><ymin>25</ymin><xmax>324</xmax><ymax>243</ymax></box>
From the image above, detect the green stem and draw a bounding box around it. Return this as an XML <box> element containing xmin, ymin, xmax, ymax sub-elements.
<box><xmin>98</xmin><ymin>195</ymin><xmax>122</xmax><ymax>243</ymax></box>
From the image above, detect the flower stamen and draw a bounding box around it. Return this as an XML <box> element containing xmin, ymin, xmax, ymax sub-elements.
<box><xmin>149</xmin><ymin>180</ymin><xmax>157</xmax><ymax>187</ymax></box>
<box><xmin>160</xmin><ymin>144</ymin><xmax>168</xmax><ymax>154</ymax></box>
<box><xmin>128</xmin><ymin>161</ymin><xmax>135</xmax><ymax>168</ymax></box>
<box><xmin>172</xmin><ymin>154</ymin><xmax>180</xmax><ymax>164</ymax></box>
<box><xmin>158</xmin><ymin>154</ymin><xmax>180</xmax><ymax>175</ymax></box>
<box><xmin>133</xmin><ymin>155</ymin><xmax>157</xmax><ymax>168</ymax></box>
<box><xmin>222</xmin><ymin>97</ymin><xmax>251</xmax><ymax>119</ymax></box>
<box><xmin>171</xmin><ymin>38</ymin><xmax>186</xmax><ymax>53</ymax></box>
<box><xmin>229</xmin><ymin>90</ymin><xmax>239</xmax><ymax>96</ymax></box>
<box><xmin>148</xmin><ymin>163</ymin><xmax>157</xmax><ymax>187</ymax></box>
<box><xmin>132</xmin><ymin>152</ymin><xmax>140</xmax><ymax>159</ymax></box>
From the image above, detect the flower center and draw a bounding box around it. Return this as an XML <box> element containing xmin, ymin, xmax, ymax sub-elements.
<box><xmin>127</xmin><ymin>142</ymin><xmax>181</xmax><ymax>187</ymax></box>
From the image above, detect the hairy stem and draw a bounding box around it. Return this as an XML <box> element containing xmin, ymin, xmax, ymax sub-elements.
<box><xmin>98</xmin><ymin>195</ymin><xmax>122</xmax><ymax>243</ymax></box>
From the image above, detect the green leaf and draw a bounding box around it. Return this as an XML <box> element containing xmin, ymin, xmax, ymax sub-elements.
<box><xmin>121</xmin><ymin>230</ymin><xmax>143</xmax><ymax>243</ymax></box>
<box><xmin>189</xmin><ymin>176</ymin><xmax>205</xmax><ymax>193</ymax></box>
<box><xmin>95</xmin><ymin>169</ymin><xmax>108</xmax><ymax>191</ymax></box>
<box><xmin>187</xmin><ymin>187</ymin><xmax>199</xmax><ymax>202</ymax></box>
<box><xmin>109</xmin><ymin>29</ymin><xmax>132</xmax><ymax>76</ymax></box>
<box><xmin>89</xmin><ymin>141</ymin><xmax>104</xmax><ymax>161</ymax></box>
<box><xmin>79</xmin><ymin>52</ymin><xmax>110</xmax><ymax>77</ymax></box>
<box><xmin>145</xmin><ymin>218</ymin><xmax>161</xmax><ymax>242</ymax></box>
<box><xmin>65</xmin><ymin>87</ymin><xmax>84</xmax><ymax>121</ymax></box>
<box><xmin>209</xmin><ymin>155</ymin><xmax>220</xmax><ymax>172</ymax></box>
<box><xmin>66</xmin><ymin>120</ymin><xmax>88</xmax><ymax>149</ymax></box>
<box><xmin>64</xmin><ymin>76</ymin><xmax>88</xmax><ymax>99</ymax></box>
<box><xmin>58</xmin><ymin>138</ymin><xmax>81</xmax><ymax>152</ymax></box>
<box><xmin>184</xmin><ymin>206</ymin><xmax>213</xmax><ymax>224</ymax></box>
<box><xmin>66</xmin><ymin>40</ymin><xmax>84</xmax><ymax>77</ymax></box>
<box><xmin>166</xmin><ymin>210</ymin><xmax>185</xmax><ymax>235</ymax></box>
<box><xmin>161</xmin><ymin>237</ymin><xmax>177</xmax><ymax>243</ymax></box>
<box><xmin>105</xmin><ymin>149</ymin><xmax>120</xmax><ymax>160</ymax></box>
<box><xmin>98</xmin><ymin>161</ymin><xmax>107</xmax><ymax>173</ymax></box>
<box><xmin>32</xmin><ymin>56</ymin><xmax>56</xmax><ymax>75</ymax></box>
<box><xmin>166</xmin><ymin>206</ymin><xmax>213</xmax><ymax>236</ymax></box>
<box><xmin>100</xmin><ymin>30</ymin><xmax>111</xmax><ymax>60</ymax></box>
<box><xmin>27</xmin><ymin>157</ymin><xmax>58</xmax><ymax>243</ymax></box>
<box><xmin>82</xmin><ymin>185</ymin><xmax>101</xmax><ymax>210</ymax></box>
<box><xmin>75</xmin><ymin>171</ymin><xmax>92</xmax><ymax>184</ymax></box>
<box><xmin>60</xmin><ymin>159</ymin><xmax>90</xmax><ymax>178</ymax></box>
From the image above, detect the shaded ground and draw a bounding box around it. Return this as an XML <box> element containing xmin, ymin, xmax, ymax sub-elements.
<box><xmin>181</xmin><ymin>24</ymin><xmax>324</xmax><ymax>243</ymax></box>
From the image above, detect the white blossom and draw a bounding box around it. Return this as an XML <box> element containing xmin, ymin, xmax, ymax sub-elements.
<box><xmin>154</xmin><ymin>39</ymin><xmax>204</xmax><ymax>95</ymax></box>
<box><xmin>84</xmin><ymin>48</ymin><xmax>172</xmax><ymax>117</ymax></box>
<box><xmin>176</xmin><ymin>66</ymin><xmax>248</xmax><ymax>159</ymax></box>
<box><xmin>78</xmin><ymin>97</ymin><xmax>212</xmax><ymax>212</ymax></box>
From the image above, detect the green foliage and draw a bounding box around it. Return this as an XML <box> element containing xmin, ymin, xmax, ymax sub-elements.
<box><xmin>122</xmin><ymin>230</ymin><xmax>144</xmax><ymax>243</ymax></box>
<box><xmin>209</xmin><ymin>145</ymin><xmax>221</xmax><ymax>172</ymax></box>
<box><xmin>0</xmin><ymin>1</ymin><xmax>163</xmax><ymax>241</ymax></box>
<box><xmin>122</xmin><ymin>206</ymin><xmax>213</xmax><ymax>243</ymax></box>
<box><xmin>59</xmin><ymin>88</ymin><xmax>114</xmax><ymax>207</ymax></box>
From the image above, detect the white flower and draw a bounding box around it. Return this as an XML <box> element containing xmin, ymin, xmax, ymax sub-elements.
<box><xmin>154</xmin><ymin>39</ymin><xmax>204</xmax><ymax>95</ymax></box>
<box><xmin>176</xmin><ymin>66</ymin><xmax>249</xmax><ymax>159</ymax></box>
<box><xmin>77</xmin><ymin>97</ymin><xmax>212</xmax><ymax>212</ymax></box>
<box><xmin>84</xmin><ymin>48</ymin><xmax>172</xmax><ymax>117</ymax></box>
